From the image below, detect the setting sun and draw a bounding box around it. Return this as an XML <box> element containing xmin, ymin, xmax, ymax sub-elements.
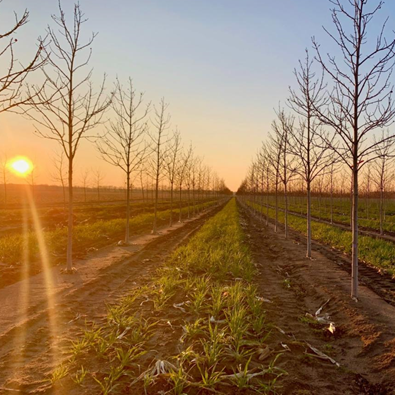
<box><xmin>8</xmin><ymin>157</ymin><xmax>33</xmax><ymax>177</ymax></box>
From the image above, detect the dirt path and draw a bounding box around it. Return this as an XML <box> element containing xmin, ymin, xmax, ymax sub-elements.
<box><xmin>240</xmin><ymin>203</ymin><xmax>395</xmax><ymax>395</ymax></box>
<box><xmin>0</xmin><ymin>203</ymin><xmax>224</xmax><ymax>393</ymax></box>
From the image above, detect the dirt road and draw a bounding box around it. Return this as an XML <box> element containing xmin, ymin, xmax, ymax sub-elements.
<box><xmin>240</xmin><ymin>203</ymin><xmax>395</xmax><ymax>394</ymax></box>
<box><xmin>0</xmin><ymin>203</ymin><xmax>224</xmax><ymax>393</ymax></box>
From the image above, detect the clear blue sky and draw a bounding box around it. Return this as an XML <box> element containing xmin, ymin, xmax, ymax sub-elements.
<box><xmin>1</xmin><ymin>0</ymin><xmax>394</xmax><ymax>190</ymax></box>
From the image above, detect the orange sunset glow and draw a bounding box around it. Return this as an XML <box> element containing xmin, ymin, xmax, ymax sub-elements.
<box><xmin>8</xmin><ymin>157</ymin><xmax>33</xmax><ymax>177</ymax></box>
<box><xmin>1</xmin><ymin>0</ymin><xmax>395</xmax><ymax>393</ymax></box>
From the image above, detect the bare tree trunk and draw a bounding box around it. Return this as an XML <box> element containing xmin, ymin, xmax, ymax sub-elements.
<box><xmin>307</xmin><ymin>182</ymin><xmax>312</xmax><ymax>257</ymax></box>
<box><xmin>153</xmin><ymin>156</ymin><xmax>160</xmax><ymax>233</ymax></box>
<box><xmin>380</xmin><ymin>186</ymin><xmax>384</xmax><ymax>235</ymax></box>
<box><xmin>187</xmin><ymin>187</ymin><xmax>191</xmax><ymax>219</ymax></box>
<box><xmin>3</xmin><ymin>172</ymin><xmax>7</xmax><ymax>206</ymax></box>
<box><xmin>125</xmin><ymin>170</ymin><xmax>131</xmax><ymax>243</ymax></box>
<box><xmin>178</xmin><ymin>185</ymin><xmax>182</xmax><ymax>222</ymax></box>
<box><xmin>351</xmin><ymin>166</ymin><xmax>358</xmax><ymax>299</ymax></box>
<box><xmin>330</xmin><ymin>169</ymin><xmax>334</xmax><ymax>225</ymax></box>
<box><xmin>169</xmin><ymin>182</ymin><xmax>174</xmax><ymax>226</ymax></box>
<box><xmin>274</xmin><ymin>178</ymin><xmax>278</xmax><ymax>233</ymax></box>
<box><xmin>284</xmin><ymin>181</ymin><xmax>288</xmax><ymax>239</ymax></box>
<box><xmin>67</xmin><ymin>156</ymin><xmax>73</xmax><ymax>271</ymax></box>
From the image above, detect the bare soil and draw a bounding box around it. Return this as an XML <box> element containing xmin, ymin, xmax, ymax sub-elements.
<box><xmin>2</xmin><ymin>201</ymin><xmax>395</xmax><ymax>394</ymax></box>
<box><xmin>0</xmin><ymin>200</ymin><xmax>206</xmax><ymax>290</ymax></box>
<box><xmin>0</xmin><ymin>204</ymin><xmax>223</xmax><ymax>394</ymax></box>
<box><xmin>240</xmin><ymin>203</ymin><xmax>395</xmax><ymax>394</ymax></box>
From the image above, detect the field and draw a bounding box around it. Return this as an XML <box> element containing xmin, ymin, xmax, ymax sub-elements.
<box><xmin>4</xmin><ymin>0</ymin><xmax>395</xmax><ymax>394</ymax></box>
<box><xmin>0</xmin><ymin>187</ymin><xmax>218</xmax><ymax>289</ymax></box>
<box><xmin>245</xmin><ymin>196</ymin><xmax>395</xmax><ymax>277</ymax></box>
<box><xmin>1</xmin><ymin>198</ymin><xmax>395</xmax><ymax>394</ymax></box>
<box><xmin>256</xmin><ymin>194</ymin><xmax>395</xmax><ymax>235</ymax></box>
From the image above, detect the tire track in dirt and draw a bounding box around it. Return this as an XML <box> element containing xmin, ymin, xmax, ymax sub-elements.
<box><xmin>239</xmin><ymin>202</ymin><xmax>395</xmax><ymax>395</ymax></box>
<box><xmin>0</xmin><ymin>203</ymin><xmax>226</xmax><ymax>394</ymax></box>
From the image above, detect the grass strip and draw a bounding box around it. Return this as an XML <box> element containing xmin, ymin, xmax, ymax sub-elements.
<box><xmin>51</xmin><ymin>198</ymin><xmax>285</xmax><ymax>394</ymax></box>
<box><xmin>0</xmin><ymin>200</ymin><xmax>216</xmax><ymax>266</ymax></box>
<box><xmin>247</xmin><ymin>200</ymin><xmax>395</xmax><ymax>276</ymax></box>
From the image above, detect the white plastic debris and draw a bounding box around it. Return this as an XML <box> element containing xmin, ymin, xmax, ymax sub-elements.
<box><xmin>173</xmin><ymin>302</ymin><xmax>186</xmax><ymax>313</ymax></box>
<box><xmin>210</xmin><ymin>316</ymin><xmax>226</xmax><ymax>324</ymax></box>
<box><xmin>305</xmin><ymin>342</ymin><xmax>340</xmax><ymax>367</ymax></box>
<box><xmin>328</xmin><ymin>322</ymin><xmax>336</xmax><ymax>334</ymax></box>
<box><xmin>256</xmin><ymin>296</ymin><xmax>273</xmax><ymax>303</ymax></box>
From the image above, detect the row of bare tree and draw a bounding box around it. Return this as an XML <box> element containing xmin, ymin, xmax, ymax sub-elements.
<box><xmin>0</xmin><ymin>2</ymin><xmax>229</xmax><ymax>271</ymax></box>
<box><xmin>238</xmin><ymin>0</ymin><xmax>395</xmax><ymax>299</ymax></box>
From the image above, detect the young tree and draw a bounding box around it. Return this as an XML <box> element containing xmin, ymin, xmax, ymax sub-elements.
<box><xmin>363</xmin><ymin>164</ymin><xmax>372</xmax><ymax>220</ymax></box>
<box><xmin>139</xmin><ymin>168</ymin><xmax>146</xmax><ymax>207</ymax></box>
<box><xmin>313</xmin><ymin>0</ymin><xmax>395</xmax><ymax>299</ymax></box>
<box><xmin>1</xmin><ymin>154</ymin><xmax>8</xmax><ymax>205</ymax></box>
<box><xmin>177</xmin><ymin>145</ymin><xmax>192</xmax><ymax>222</ymax></box>
<box><xmin>28</xmin><ymin>3</ymin><xmax>111</xmax><ymax>271</ymax></box>
<box><xmin>51</xmin><ymin>151</ymin><xmax>67</xmax><ymax>209</ymax></box>
<box><xmin>184</xmin><ymin>150</ymin><xmax>195</xmax><ymax>218</ymax></box>
<box><xmin>328</xmin><ymin>162</ymin><xmax>339</xmax><ymax>224</ymax></box>
<box><xmin>148</xmin><ymin>98</ymin><xmax>170</xmax><ymax>234</ymax></box>
<box><xmin>272</xmin><ymin>109</ymin><xmax>297</xmax><ymax>239</ymax></box>
<box><xmin>0</xmin><ymin>4</ymin><xmax>44</xmax><ymax>114</ymax></box>
<box><xmin>288</xmin><ymin>50</ymin><xmax>335</xmax><ymax>256</ymax></box>
<box><xmin>261</xmin><ymin>142</ymin><xmax>272</xmax><ymax>226</ymax></box>
<box><xmin>371</xmin><ymin>131</ymin><xmax>395</xmax><ymax>235</ymax></box>
<box><xmin>267</xmin><ymin>132</ymin><xmax>282</xmax><ymax>233</ymax></box>
<box><xmin>0</xmin><ymin>4</ymin><xmax>44</xmax><ymax>207</ymax></box>
<box><xmin>164</xmin><ymin>129</ymin><xmax>182</xmax><ymax>226</ymax></box>
<box><xmin>93</xmin><ymin>169</ymin><xmax>105</xmax><ymax>201</ymax></box>
<box><xmin>80</xmin><ymin>169</ymin><xmax>90</xmax><ymax>203</ymax></box>
<box><xmin>97</xmin><ymin>78</ymin><xmax>149</xmax><ymax>243</ymax></box>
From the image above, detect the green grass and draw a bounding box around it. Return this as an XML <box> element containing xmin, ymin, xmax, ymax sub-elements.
<box><xmin>259</xmin><ymin>195</ymin><xmax>395</xmax><ymax>234</ymax></box>
<box><xmin>54</xmin><ymin>199</ymin><xmax>285</xmax><ymax>394</ymax></box>
<box><xmin>247</xmin><ymin>200</ymin><xmax>395</xmax><ymax>276</ymax></box>
<box><xmin>0</xmin><ymin>200</ymin><xmax>217</xmax><ymax>266</ymax></box>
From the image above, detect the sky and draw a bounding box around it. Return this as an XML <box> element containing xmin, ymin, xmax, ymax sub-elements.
<box><xmin>1</xmin><ymin>0</ymin><xmax>395</xmax><ymax>191</ymax></box>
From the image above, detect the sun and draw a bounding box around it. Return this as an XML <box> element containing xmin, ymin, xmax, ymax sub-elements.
<box><xmin>8</xmin><ymin>157</ymin><xmax>33</xmax><ymax>177</ymax></box>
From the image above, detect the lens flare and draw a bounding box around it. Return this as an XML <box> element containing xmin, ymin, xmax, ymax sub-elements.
<box><xmin>8</xmin><ymin>157</ymin><xmax>33</xmax><ymax>177</ymax></box>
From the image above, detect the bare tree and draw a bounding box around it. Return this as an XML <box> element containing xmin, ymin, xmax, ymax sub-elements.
<box><xmin>177</xmin><ymin>145</ymin><xmax>192</xmax><ymax>222</ymax></box>
<box><xmin>80</xmin><ymin>169</ymin><xmax>90</xmax><ymax>203</ymax></box>
<box><xmin>328</xmin><ymin>162</ymin><xmax>339</xmax><ymax>224</ymax></box>
<box><xmin>260</xmin><ymin>142</ymin><xmax>273</xmax><ymax>226</ymax></box>
<box><xmin>93</xmin><ymin>169</ymin><xmax>105</xmax><ymax>201</ymax></box>
<box><xmin>1</xmin><ymin>154</ymin><xmax>8</xmax><ymax>205</ymax></box>
<box><xmin>363</xmin><ymin>163</ymin><xmax>372</xmax><ymax>220</ymax></box>
<box><xmin>288</xmin><ymin>50</ymin><xmax>335</xmax><ymax>256</ymax></box>
<box><xmin>148</xmin><ymin>98</ymin><xmax>170</xmax><ymax>234</ymax></box>
<box><xmin>97</xmin><ymin>78</ymin><xmax>149</xmax><ymax>244</ymax></box>
<box><xmin>28</xmin><ymin>3</ymin><xmax>111</xmax><ymax>271</ymax></box>
<box><xmin>51</xmin><ymin>150</ymin><xmax>67</xmax><ymax>209</ymax></box>
<box><xmin>184</xmin><ymin>150</ymin><xmax>195</xmax><ymax>218</ymax></box>
<box><xmin>268</xmin><ymin>110</ymin><xmax>287</xmax><ymax>234</ymax></box>
<box><xmin>0</xmin><ymin>4</ymin><xmax>44</xmax><ymax>114</ymax></box>
<box><xmin>192</xmin><ymin>156</ymin><xmax>202</xmax><ymax>216</ymax></box>
<box><xmin>164</xmin><ymin>129</ymin><xmax>182</xmax><ymax>226</ymax></box>
<box><xmin>0</xmin><ymin>4</ymin><xmax>44</xmax><ymax>207</ymax></box>
<box><xmin>313</xmin><ymin>0</ymin><xmax>395</xmax><ymax>298</ymax></box>
<box><xmin>273</xmin><ymin>109</ymin><xmax>297</xmax><ymax>238</ymax></box>
<box><xmin>139</xmin><ymin>168</ymin><xmax>146</xmax><ymax>207</ymax></box>
<box><xmin>27</xmin><ymin>163</ymin><xmax>38</xmax><ymax>198</ymax></box>
<box><xmin>371</xmin><ymin>131</ymin><xmax>395</xmax><ymax>235</ymax></box>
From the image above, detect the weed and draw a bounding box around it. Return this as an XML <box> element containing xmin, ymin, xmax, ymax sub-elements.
<box><xmin>49</xmin><ymin>364</ymin><xmax>69</xmax><ymax>385</ymax></box>
<box><xmin>72</xmin><ymin>366</ymin><xmax>87</xmax><ymax>386</ymax></box>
